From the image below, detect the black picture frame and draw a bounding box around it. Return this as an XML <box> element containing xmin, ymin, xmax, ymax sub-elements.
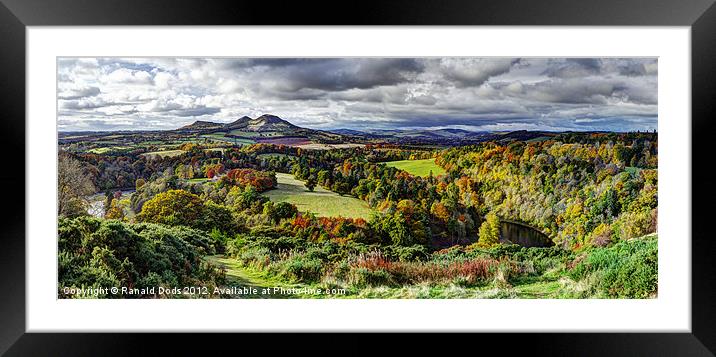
<box><xmin>1</xmin><ymin>0</ymin><xmax>714</xmax><ymax>354</ymax></box>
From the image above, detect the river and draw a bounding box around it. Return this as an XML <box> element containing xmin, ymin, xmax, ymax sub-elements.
<box><xmin>87</xmin><ymin>189</ymin><xmax>135</xmax><ymax>218</ymax></box>
<box><xmin>499</xmin><ymin>220</ymin><xmax>554</xmax><ymax>247</ymax></box>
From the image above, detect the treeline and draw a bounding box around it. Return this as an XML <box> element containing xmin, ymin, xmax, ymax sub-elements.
<box><xmin>67</xmin><ymin>143</ymin><xmax>436</xmax><ymax>192</ymax></box>
<box><xmin>436</xmin><ymin>134</ymin><xmax>657</xmax><ymax>248</ymax></box>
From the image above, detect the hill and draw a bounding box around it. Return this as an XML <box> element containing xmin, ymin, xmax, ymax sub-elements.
<box><xmin>176</xmin><ymin>114</ymin><xmax>346</xmax><ymax>144</ymax></box>
<box><xmin>177</xmin><ymin>120</ymin><xmax>225</xmax><ymax>133</ymax></box>
<box><xmin>223</xmin><ymin>114</ymin><xmax>300</xmax><ymax>132</ymax></box>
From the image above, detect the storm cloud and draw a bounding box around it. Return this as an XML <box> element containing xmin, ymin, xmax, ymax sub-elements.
<box><xmin>57</xmin><ymin>57</ymin><xmax>657</xmax><ymax>132</ymax></box>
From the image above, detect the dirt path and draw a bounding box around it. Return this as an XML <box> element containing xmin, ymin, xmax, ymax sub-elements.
<box><xmin>205</xmin><ymin>255</ymin><xmax>301</xmax><ymax>299</ymax></box>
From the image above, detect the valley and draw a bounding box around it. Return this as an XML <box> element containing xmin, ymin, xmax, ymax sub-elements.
<box><xmin>58</xmin><ymin>114</ymin><xmax>658</xmax><ymax>299</ymax></box>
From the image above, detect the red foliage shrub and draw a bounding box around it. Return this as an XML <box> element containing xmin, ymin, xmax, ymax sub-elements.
<box><xmin>351</xmin><ymin>252</ymin><xmax>502</xmax><ymax>285</ymax></box>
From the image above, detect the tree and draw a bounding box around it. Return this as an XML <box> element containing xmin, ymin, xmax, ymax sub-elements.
<box><xmin>430</xmin><ymin>201</ymin><xmax>450</xmax><ymax>223</ymax></box>
<box><xmin>274</xmin><ymin>201</ymin><xmax>298</xmax><ymax>221</ymax></box>
<box><xmin>478</xmin><ymin>212</ymin><xmax>501</xmax><ymax>246</ymax></box>
<box><xmin>135</xmin><ymin>178</ymin><xmax>146</xmax><ymax>190</ymax></box>
<box><xmin>105</xmin><ymin>198</ymin><xmax>125</xmax><ymax>220</ymax></box>
<box><xmin>262</xmin><ymin>201</ymin><xmax>276</xmax><ymax>222</ymax></box>
<box><xmin>387</xmin><ymin>211</ymin><xmax>410</xmax><ymax>246</ymax></box>
<box><xmin>226</xmin><ymin>185</ymin><xmax>267</xmax><ymax>212</ymax></box>
<box><xmin>137</xmin><ymin>189</ymin><xmax>204</xmax><ymax>227</ymax></box>
<box><xmin>305</xmin><ymin>176</ymin><xmax>317</xmax><ymax>192</ymax></box>
<box><xmin>58</xmin><ymin>154</ymin><xmax>95</xmax><ymax>217</ymax></box>
<box><xmin>200</xmin><ymin>201</ymin><xmax>234</xmax><ymax>233</ymax></box>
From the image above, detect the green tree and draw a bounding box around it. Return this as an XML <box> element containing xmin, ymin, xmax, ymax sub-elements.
<box><xmin>200</xmin><ymin>201</ymin><xmax>234</xmax><ymax>234</ymax></box>
<box><xmin>305</xmin><ymin>176</ymin><xmax>317</xmax><ymax>192</ymax></box>
<box><xmin>274</xmin><ymin>201</ymin><xmax>298</xmax><ymax>221</ymax></box>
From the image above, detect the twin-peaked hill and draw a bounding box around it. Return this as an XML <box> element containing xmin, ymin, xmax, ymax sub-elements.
<box><xmin>178</xmin><ymin>114</ymin><xmax>300</xmax><ymax>133</ymax></box>
<box><xmin>176</xmin><ymin>114</ymin><xmax>345</xmax><ymax>144</ymax></box>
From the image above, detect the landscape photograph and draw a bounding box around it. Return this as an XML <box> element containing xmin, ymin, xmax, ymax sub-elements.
<box><xmin>57</xmin><ymin>57</ymin><xmax>658</xmax><ymax>299</ymax></box>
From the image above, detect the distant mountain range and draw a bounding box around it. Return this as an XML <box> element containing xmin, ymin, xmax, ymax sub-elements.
<box><xmin>58</xmin><ymin>114</ymin><xmax>558</xmax><ymax>146</ymax></box>
<box><xmin>329</xmin><ymin>127</ymin><xmax>486</xmax><ymax>139</ymax></box>
<box><xmin>327</xmin><ymin>127</ymin><xmax>556</xmax><ymax>144</ymax></box>
<box><xmin>175</xmin><ymin>114</ymin><xmax>558</xmax><ymax>145</ymax></box>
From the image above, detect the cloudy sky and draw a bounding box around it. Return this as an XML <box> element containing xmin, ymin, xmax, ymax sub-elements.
<box><xmin>57</xmin><ymin>57</ymin><xmax>657</xmax><ymax>132</ymax></box>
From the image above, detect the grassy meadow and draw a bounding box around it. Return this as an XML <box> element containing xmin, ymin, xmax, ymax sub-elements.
<box><xmin>384</xmin><ymin>158</ymin><xmax>446</xmax><ymax>177</ymax></box>
<box><xmin>263</xmin><ymin>173</ymin><xmax>372</xmax><ymax>219</ymax></box>
<box><xmin>140</xmin><ymin>149</ymin><xmax>186</xmax><ymax>158</ymax></box>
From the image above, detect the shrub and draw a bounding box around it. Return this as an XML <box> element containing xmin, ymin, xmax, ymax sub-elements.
<box><xmin>349</xmin><ymin>251</ymin><xmax>500</xmax><ymax>287</ymax></box>
<box><xmin>383</xmin><ymin>244</ymin><xmax>429</xmax><ymax>262</ymax></box>
<box><xmin>588</xmin><ymin>223</ymin><xmax>613</xmax><ymax>247</ymax></box>
<box><xmin>58</xmin><ymin>217</ymin><xmax>223</xmax><ymax>298</ymax></box>
<box><xmin>268</xmin><ymin>252</ymin><xmax>323</xmax><ymax>283</ymax></box>
<box><xmin>613</xmin><ymin>209</ymin><xmax>656</xmax><ymax>241</ymax></box>
<box><xmin>569</xmin><ymin>235</ymin><xmax>657</xmax><ymax>298</ymax></box>
<box><xmin>347</xmin><ymin>267</ymin><xmax>395</xmax><ymax>287</ymax></box>
<box><xmin>235</xmin><ymin>246</ymin><xmax>273</xmax><ymax>269</ymax></box>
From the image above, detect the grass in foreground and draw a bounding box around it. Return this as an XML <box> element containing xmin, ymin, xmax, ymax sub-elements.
<box><xmin>384</xmin><ymin>158</ymin><xmax>446</xmax><ymax>177</ymax></box>
<box><xmin>217</xmin><ymin>233</ymin><xmax>657</xmax><ymax>299</ymax></box>
<box><xmin>205</xmin><ymin>255</ymin><xmax>345</xmax><ymax>299</ymax></box>
<box><xmin>263</xmin><ymin>173</ymin><xmax>372</xmax><ymax>219</ymax></box>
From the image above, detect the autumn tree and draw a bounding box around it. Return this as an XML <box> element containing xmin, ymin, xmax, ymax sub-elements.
<box><xmin>58</xmin><ymin>154</ymin><xmax>95</xmax><ymax>217</ymax></box>
<box><xmin>105</xmin><ymin>198</ymin><xmax>125</xmax><ymax>220</ymax></box>
<box><xmin>137</xmin><ymin>189</ymin><xmax>204</xmax><ymax>227</ymax></box>
<box><xmin>478</xmin><ymin>212</ymin><xmax>501</xmax><ymax>246</ymax></box>
<box><xmin>430</xmin><ymin>201</ymin><xmax>450</xmax><ymax>223</ymax></box>
<box><xmin>135</xmin><ymin>178</ymin><xmax>146</xmax><ymax>190</ymax></box>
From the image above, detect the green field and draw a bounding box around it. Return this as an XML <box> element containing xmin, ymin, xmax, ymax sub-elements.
<box><xmin>87</xmin><ymin>147</ymin><xmax>114</xmax><ymax>154</ymax></box>
<box><xmin>141</xmin><ymin>149</ymin><xmax>186</xmax><ymax>158</ymax></box>
<box><xmin>263</xmin><ymin>173</ymin><xmax>372</xmax><ymax>219</ymax></box>
<box><xmin>86</xmin><ymin>146</ymin><xmax>132</xmax><ymax>154</ymax></box>
<box><xmin>384</xmin><ymin>158</ymin><xmax>446</xmax><ymax>177</ymax></box>
<box><xmin>204</xmin><ymin>148</ymin><xmax>226</xmax><ymax>154</ymax></box>
<box><xmin>200</xmin><ymin>133</ymin><xmax>255</xmax><ymax>145</ymax></box>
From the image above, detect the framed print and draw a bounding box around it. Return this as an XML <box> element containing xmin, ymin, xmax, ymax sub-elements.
<box><xmin>2</xmin><ymin>0</ymin><xmax>716</xmax><ymax>354</ymax></box>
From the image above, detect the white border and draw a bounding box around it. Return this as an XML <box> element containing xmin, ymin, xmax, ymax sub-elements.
<box><xmin>27</xmin><ymin>27</ymin><xmax>690</xmax><ymax>332</ymax></box>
